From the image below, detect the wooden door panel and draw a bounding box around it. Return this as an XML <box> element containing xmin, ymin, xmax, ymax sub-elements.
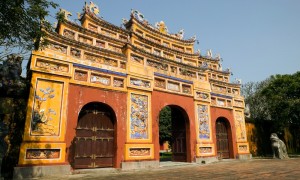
<box><xmin>216</xmin><ymin>120</ymin><xmax>230</xmax><ymax>159</ymax></box>
<box><xmin>74</xmin><ymin>105</ymin><xmax>115</xmax><ymax>169</ymax></box>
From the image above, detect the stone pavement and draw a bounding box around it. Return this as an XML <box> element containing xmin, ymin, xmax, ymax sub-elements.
<box><xmin>38</xmin><ymin>158</ymin><xmax>300</xmax><ymax>180</ymax></box>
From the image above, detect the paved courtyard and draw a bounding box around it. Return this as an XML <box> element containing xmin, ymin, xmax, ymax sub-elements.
<box><xmin>41</xmin><ymin>158</ymin><xmax>300</xmax><ymax>180</ymax></box>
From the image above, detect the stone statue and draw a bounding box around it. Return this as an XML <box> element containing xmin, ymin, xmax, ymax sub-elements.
<box><xmin>270</xmin><ymin>133</ymin><xmax>289</xmax><ymax>159</ymax></box>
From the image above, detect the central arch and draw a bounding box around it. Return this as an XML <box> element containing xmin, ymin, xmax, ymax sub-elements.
<box><xmin>159</xmin><ymin>105</ymin><xmax>189</xmax><ymax>162</ymax></box>
<box><xmin>73</xmin><ymin>102</ymin><xmax>116</xmax><ymax>169</ymax></box>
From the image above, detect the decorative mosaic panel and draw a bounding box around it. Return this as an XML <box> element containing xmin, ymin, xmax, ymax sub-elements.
<box><xmin>147</xmin><ymin>60</ymin><xmax>168</xmax><ymax>71</ymax></box>
<box><xmin>234</xmin><ymin>111</ymin><xmax>247</xmax><ymax>141</ymax></box>
<box><xmin>129</xmin><ymin>148</ymin><xmax>151</xmax><ymax>156</ymax></box>
<box><xmin>113</xmin><ymin>78</ymin><xmax>124</xmax><ymax>88</ymax></box>
<box><xmin>31</xmin><ymin>80</ymin><xmax>63</xmax><ymax>136</ymax></box>
<box><xmin>74</xmin><ymin>70</ymin><xmax>88</xmax><ymax>81</ymax></box>
<box><xmin>36</xmin><ymin>59</ymin><xmax>69</xmax><ymax>73</ymax></box>
<box><xmin>130</xmin><ymin>94</ymin><xmax>149</xmax><ymax>139</ymax></box>
<box><xmin>167</xmin><ymin>82</ymin><xmax>180</xmax><ymax>92</ymax></box>
<box><xmin>239</xmin><ymin>145</ymin><xmax>248</xmax><ymax>152</ymax></box>
<box><xmin>130</xmin><ymin>78</ymin><xmax>151</xmax><ymax>88</ymax></box>
<box><xmin>26</xmin><ymin>149</ymin><xmax>60</xmax><ymax>159</ymax></box>
<box><xmin>48</xmin><ymin>43</ymin><xmax>67</xmax><ymax>54</ymax></box>
<box><xmin>90</xmin><ymin>74</ymin><xmax>110</xmax><ymax>85</ymax></box>
<box><xmin>70</xmin><ymin>48</ymin><xmax>81</xmax><ymax>58</ymax></box>
<box><xmin>182</xmin><ymin>85</ymin><xmax>191</xmax><ymax>94</ymax></box>
<box><xmin>196</xmin><ymin>92</ymin><xmax>209</xmax><ymax>100</ymax></box>
<box><xmin>63</xmin><ymin>29</ymin><xmax>75</xmax><ymax>39</ymax></box>
<box><xmin>198</xmin><ymin>105</ymin><xmax>210</xmax><ymax>140</ymax></box>
<box><xmin>199</xmin><ymin>147</ymin><xmax>212</xmax><ymax>154</ymax></box>
<box><xmin>154</xmin><ymin>78</ymin><xmax>166</xmax><ymax>89</ymax></box>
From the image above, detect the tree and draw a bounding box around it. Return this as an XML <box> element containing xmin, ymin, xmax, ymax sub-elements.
<box><xmin>261</xmin><ymin>72</ymin><xmax>300</xmax><ymax>132</ymax></box>
<box><xmin>0</xmin><ymin>0</ymin><xmax>58</xmax><ymax>60</ymax></box>
<box><xmin>242</xmin><ymin>78</ymin><xmax>272</xmax><ymax>121</ymax></box>
<box><xmin>159</xmin><ymin>106</ymin><xmax>172</xmax><ymax>145</ymax></box>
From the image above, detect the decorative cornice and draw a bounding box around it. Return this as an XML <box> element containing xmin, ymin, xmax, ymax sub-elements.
<box><xmin>46</xmin><ymin>31</ymin><xmax>127</xmax><ymax>60</ymax></box>
<box><xmin>128</xmin><ymin>43</ymin><xmax>207</xmax><ymax>73</ymax></box>
<box><xmin>63</xmin><ymin>21</ymin><xmax>127</xmax><ymax>45</ymax></box>
<box><xmin>126</xmin><ymin>17</ymin><xmax>195</xmax><ymax>45</ymax></box>
<box><xmin>209</xmin><ymin>79</ymin><xmax>241</xmax><ymax>87</ymax></box>
<box><xmin>73</xmin><ymin>63</ymin><xmax>127</xmax><ymax>77</ymax></box>
<box><xmin>210</xmin><ymin>92</ymin><xmax>233</xmax><ymax>99</ymax></box>
<box><xmin>154</xmin><ymin>72</ymin><xmax>193</xmax><ymax>84</ymax></box>
<box><xmin>132</xmin><ymin>32</ymin><xmax>199</xmax><ymax>58</ymax></box>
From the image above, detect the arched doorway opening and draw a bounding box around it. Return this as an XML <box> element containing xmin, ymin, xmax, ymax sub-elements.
<box><xmin>74</xmin><ymin>102</ymin><xmax>116</xmax><ymax>169</ymax></box>
<box><xmin>159</xmin><ymin>105</ymin><xmax>189</xmax><ymax>162</ymax></box>
<box><xmin>216</xmin><ymin>117</ymin><xmax>232</xmax><ymax>159</ymax></box>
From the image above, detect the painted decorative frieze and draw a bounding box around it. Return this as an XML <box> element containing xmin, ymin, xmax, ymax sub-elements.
<box><xmin>238</xmin><ymin>145</ymin><xmax>248</xmax><ymax>152</ymax></box>
<box><xmin>129</xmin><ymin>148</ymin><xmax>151</xmax><ymax>156</ymax></box>
<box><xmin>63</xmin><ymin>29</ymin><xmax>75</xmax><ymax>39</ymax></box>
<box><xmin>234</xmin><ymin>110</ymin><xmax>247</xmax><ymax>141</ymax></box>
<box><xmin>147</xmin><ymin>60</ymin><xmax>168</xmax><ymax>71</ymax></box>
<box><xmin>78</xmin><ymin>35</ymin><xmax>92</xmax><ymax>45</ymax></box>
<box><xmin>31</xmin><ymin>80</ymin><xmax>63</xmax><ymax>136</ymax></box>
<box><xmin>130</xmin><ymin>78</ymin><xmax>150</xmax><ymax>88</ymax></box>
<box><xmin>74</xmin><ymin>70</ymin><xmax>88</xmax><ymax>81</ymax></box>
<box><xmin>130</xmin><ymin>94</ymin><xmax>149</xmax><ymax>139</ymax></box>
<box><xmin>196</xmin><ymin>92</ymin><xmax>209</xmax><ymax>101</ymax></box>
<box><xmin>120</xmin><ymin>62</ymin><xmax>126</xmax><ymax>69</ymax></box>
<box><xmin>113</xmin><ymin>78</ymin><xmax>124</xmax><ymax>88</ymax></box>
<box><xmin>154</xmin><ymin>78</ymin><xmax>166</xmax><ymax>89</ymax></box>
<box><xmin>91</xmin><ymin>74</ymin><xmax>110</xmax><ymax>85</ymax></box>
<box><xmin>197</xmin><ymin>105</ymin><xmax>210</xmax><ymax>140</ymax></box>
<box><xmin>84</xmin><ymin>53</ymin><xmax>104</xmax><ymax>63</ymax></box>
<box><xmin>26</xmin><ymin>149</ymin><xmax>60</xmax><ymax>159</ymax></box>
<box><xmin>70</xmin><ymin>48</ymin><xmax>81</xmax><ymax>58</ymax></box>
<box><xmin>48</xmin><ymin>43</ymin><xmax>67</xmax><ymax>54</ymax></box>
<box><xmin>199</xmin><ymin>147</ymin><xmax>212</xmax><ymax>154</ymax></box>
<box><xmin>167</xmin><ymin>82</ymin><xmax>180</xmax><ymax>92</ymax></box>
<box><xmin>182</xmin><ymin>85</ymin><xmax>191</xmax><ymax>94</ymax></box>
<box><xmin>88</xmin><ymin>23</ymin><xmax>98</xmax><ymax>32</ymax></box>
<box><xmin>36</xmin><ymin>59</ymin><xmax>69</xmax><ymax>73</ymax></box>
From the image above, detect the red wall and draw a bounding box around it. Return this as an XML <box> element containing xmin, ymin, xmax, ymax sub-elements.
<box><xmin>210</xmin><ymin>107</ymin><xmax>237</xmax><ymax>158</ymax></box>
<box><xmin>152</xmin><ymin>91</ymin><xmax>196</xmax><ymax>162</ymax></box>
<box><xmin>65</xmin><ymin>84</ymin><xmax>127</xmax><ymax>168</ymax></box>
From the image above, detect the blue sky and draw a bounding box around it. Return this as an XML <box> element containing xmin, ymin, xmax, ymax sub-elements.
<box><xmin>49</xmin><ymin>0</ymin><xmax>300</xmax><ymax>83</ymax></box>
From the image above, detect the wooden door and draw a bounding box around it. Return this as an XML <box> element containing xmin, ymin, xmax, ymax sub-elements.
<box><xmin>74</xmin><ymin>109</ymin><xmax>114</xmax><ymax>168</ymax></box>
<box><xmin>172</xmin><ymin>109</ymin><xmax>187</xmax><ymax>162</ymax></box>
<box><xmin>216</xmin><ymin>120</ymin><xmax>230</xmax><ymax>159</ymax></box>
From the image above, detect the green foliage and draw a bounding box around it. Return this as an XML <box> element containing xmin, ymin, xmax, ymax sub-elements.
<box><xmin>159</xmin><ymin>106</ymin><xmax>172</xmax><ymax>144</ymax></box>
<box><xmin>261</xmin><ymin>72</ymin><xmax>300</xmax><ymax>132</ymax></box>
<box><xmin>0</xmin><ymin>0</ymin><xmax>58</xmax><ymax>59</ymax></box>
<box><xmin>243</xmin><ymin>71</ymin><xmax>300</xmax><ymax>133</ymax></box>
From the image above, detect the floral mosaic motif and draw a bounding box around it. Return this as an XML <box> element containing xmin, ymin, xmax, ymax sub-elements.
<box><xmin>130</xmin><ymin>78</ymin><xmax>150</xmax><ymax>88</ymax></box>
<box><xmin>130</xmin><ymin>94</ymin><xmax>148</xmax><ymax>139</ymax></box>
<box><xmin>235</xmin><ymin>111</ymin><xmax>246</xmax><ymax>141</ymax></box>
<box><xmin>26</xmin><ymin>149</ymin><xmax>60</xmax><ymax>159</ymax></box>
<box><xmin>129</xmin><ymin>148</ymin><xmax>150</xmax><ymax>156</ymax></box>
<box><xmin>32</xmin><ymin>87</ymin><xmax>57</xmax><ymax>135</ymax></box>
<box><xmin>198</xmin><ymin>105</ymin><xmax>210</xmax><ymax>139</ymax></box>
<box><xmin>199</xmin><ymin>147</ymin><xmax>212</xmax><ymax>154</ymax></box>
